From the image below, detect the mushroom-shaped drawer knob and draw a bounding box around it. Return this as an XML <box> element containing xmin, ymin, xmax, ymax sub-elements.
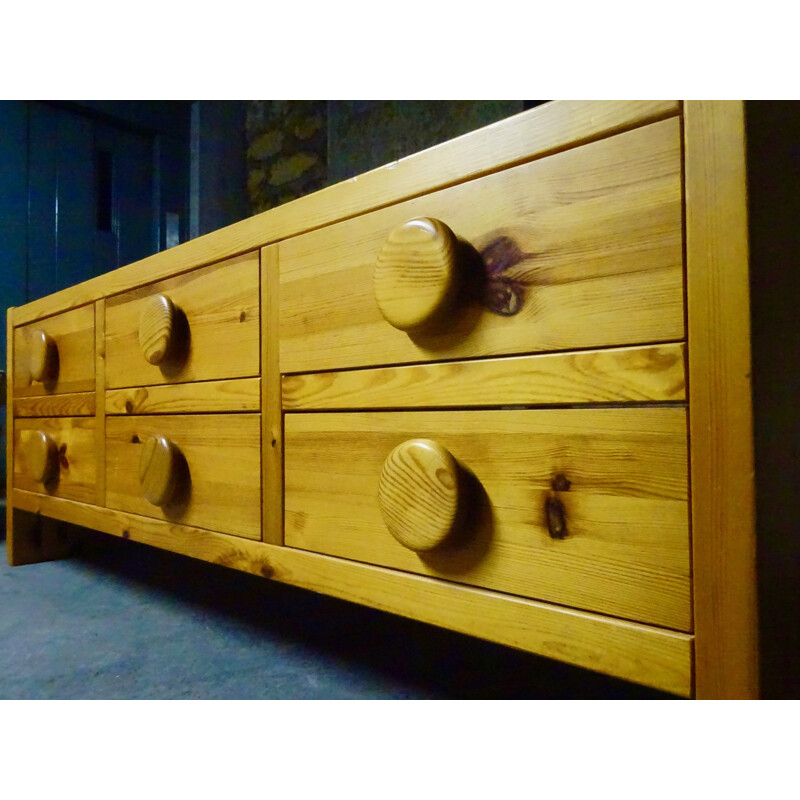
<box><xmin>378</xmin><ymin>438</ymin><xmax>465</xmax><ymax>552</ymax></box>
<box><xmin>25</xmin><ymin>431</ymin><xmax>59</xmax><ymax>484</ymax></box>
<box><xmin>28</xmin><ymin>330</ymin><xmax>58</xmax><ymax>383</ymax></box>
<box><xmin>374</xmin><ymin>217</ymin><xmax>461</xmax><ymax>331</ymax></box>
<box><xmin>139</xmin><ymin>435</ymin><xmax>183</xmax><ymax>507</ymax></box>
<box><xmin>139</xmin><ymin>294</ymin><xmax>177</xmax><ymax>365</ymax></box>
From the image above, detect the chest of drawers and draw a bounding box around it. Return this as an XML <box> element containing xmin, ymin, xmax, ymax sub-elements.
<box><xmin>5</xmin><ymin>101</ymin><xmax>766</xmax><ymax>698</ymax></box>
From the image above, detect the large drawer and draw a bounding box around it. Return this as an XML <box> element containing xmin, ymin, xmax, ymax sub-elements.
<box><xmin>284</xmin><ymin>408</ymin><xmax>691</xmax><ymax>631</ymax></box>
<box><xmin>105</xmin><ymin>252</ymin><xmax>260</xmax><ymax>389</ymax></box>
<box><xmin>13</xmin><ymin>417</ymin><xmax>97</xmax><ymax>503</ymax></box>
<box><xmin>13</xmin><ymin>305</ymin><xmax>95</xmax><ymax>398</ymax></box>
<box><xmin>280</xmin><ymin>118</ymin><xmax>683</xmax><ymax>374</ymax></box>
<box><xmin>105</xmin><ymin>414</ymin><xmax>262</xmax><ymax>540</ymax></box>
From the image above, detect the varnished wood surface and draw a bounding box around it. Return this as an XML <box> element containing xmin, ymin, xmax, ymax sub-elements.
<box><xmin>374</xmin><ymin>217</ymin><xmax>461</xmax><ymax>331</ymax></box>
<box><xmin>105</xmin><ymin>378</ymin><xmax>261</xmax><ymax>415</ymax></box>
<box><xmin>138</xmin><ymin>435</ymin><xmax>183</xmax><ymax>507</ymax></box>
<box><xmin>14</xmin><ymin>392</ymin><xmax>95</xmax><ymax>417</ymax></box>
<box><xmin>685</xmin><ymin>101</ymin><xmax>759</xmax><ymax>698</ymax></box>
<box><xmin>105</xmin><ymin>252</ymin><xmax>260</xmax><ymax>389</ymax></box>
<box><xmin>283</xmin><ymin>342</ymin><xmax>686</xmax><ymax>410</ymax></box>
<box><xmin>13</xmin><ymin>305</ymin><xmax>95</xmax><ymax>397</ymax></box>
<box><xmin>138</xmin><ymin>294</ymin><xmax>176</xmax><ymax>365</ymax></box>
<box><xmin>13</xmin><ymin>417</ymin><xmax>97</xmax><ymax>504</ymax></box>
<box><xmin>378</xmin><ymin>438</ymin><xmax>464</xmax><ymax>552</ymax></box>
<box><xmin>94</xmin><ymin>300</ymin><xmax>106</xmax><ymax>507</ymax></box>
<box><xmin>285</xmin><ymin>408</ymin><xmax>691</xmax><ymax>631</ymax></box>
<box><xmin>280</xmin><ymin>118</ymin><xmax>684</xmax><ymax>373</ymax></box>
<box><xmin>261</xmin><ymin>246</ymin><xmax>284</xmax><ymax>545</ymax></box>
<box><xmin>10</xmin><ymin>488</ymin><xmax>694</xmax><ymax>696</ymax></box>
<box><xmin>12</xmin><ymin>101</ymin><xmax>680</xmax><ymax>328</ymax></box>
<box><xmin>106</xmin><ymin>414</ymin><xmax>262</xmax><ymax>540</ymax></box>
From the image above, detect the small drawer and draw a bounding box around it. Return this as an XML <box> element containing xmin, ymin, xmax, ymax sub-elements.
<box><xmin>280</xmin><ymin>118</ymin><xmax>684</xmax><ymax>374</ymax></box>
<box><xmin>105</xmin><ymin>252</ymin><xmax>260</xmax><ymax>389</ymax></box>
<box><xmin>13</xmin><ymin>305</ymin><xmax>95</xmax><ymax>398</ymax></box>
<box><xmin>284</xmin><ymin>408</ymin><xmax>691</xmax><ymax>631</ymax></box>
<box><xmin>13</xmin><ymin>417</ymin><xmax>97</xmax><ymax>503</ymax></box>
<box><xmin>105</xmin><ymin>414</ymin><xmax>261</xmax><ymax>540</ymax></box>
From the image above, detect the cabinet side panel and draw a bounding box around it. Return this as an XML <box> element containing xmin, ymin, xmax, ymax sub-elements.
<box><xmin>684</xmin><ymin>101</ymin><xmax>758</xmax><ymax>698</ymax></box>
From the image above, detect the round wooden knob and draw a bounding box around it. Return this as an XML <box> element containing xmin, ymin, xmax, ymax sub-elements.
<box><xmin>139</xmin><ymin>294</ymin><xmax>177</xmax><ymax>365</ymax></box>
<box><xmin>139</xmin><ymin>435</ymin><xmax>183</xmax><ymax>507</ymax></box>
<box><xmin>378</xmin><ymin>438</ymin><xmax>464</xmax><ymax>552</ymax></box>
<box><xmin>28</xmin><ymin>330</ymin><xmax>58</xmax><ymax>383</ymax></box>
<box><xmin>374</xmin><ymin>217</ymin><xmax>461</xmax><ymax>331</ymax></box>
<box><xmin>25</xmin><ymin>431</ymin><xmax>59</xmax><ymax>484</ymax></box>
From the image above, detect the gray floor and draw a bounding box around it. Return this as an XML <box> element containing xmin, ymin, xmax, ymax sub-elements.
<box><xmin>0</xmin><ymin>528</ymin><xmax>672</xmax><ymax>699</ymax></box>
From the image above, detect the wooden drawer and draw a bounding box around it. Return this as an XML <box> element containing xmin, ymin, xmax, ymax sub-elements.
<box><xmin>13</xmin><ymin>305</ymin><xmax>95</xmax><ymax>398</ymax></box>
<box><xmin>285</xmin><ymin>408</ymin><xmax>691</xmax><ymax>631</ymax></box>
<box><xmin>13</xmin><ymin>417</ymin><xmax>97</xmax><ymax>503</ymax></box>
<box><xmin>280</xmin><ymin>118</ymin><xmax>683</xmax><ymax>374</ymax></box>
<box><xmin>105</xmin><ymin>252</ymin><xmax>260</xmax><ymax>389</ymax></box>
<box><xmin>105</xmin><ymin>414</ymin><xmax>261</xmax><ymax>540</ymax></box>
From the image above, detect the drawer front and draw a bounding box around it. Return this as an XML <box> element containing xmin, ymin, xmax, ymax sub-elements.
<box><xmin>14</xmin><ymin>417</ymin><xmax>97</xmax><ymax>503</ymax></box>
<box><xmin>280</xmin><ymin>118</ymin><xmax>683</xmax><ymax>374</ymax></box>
<box><xmin>13</xmin><ymin>305</ymin><xmax>95</xmax><ymax>397</ymax></box>
<box><xmin>285</xmin><ymin>408</ymin><xmax>691</xmax><ymax>631</ymax></box>
<box><xmin>105</xmin><ymin>414</ymin><xmax>261</xmax><ymax>539</ymax></box>
<box><xmin>105</xmin><ymin>252</ymin><xmax>260</xmax><ymax>389</ymax></box>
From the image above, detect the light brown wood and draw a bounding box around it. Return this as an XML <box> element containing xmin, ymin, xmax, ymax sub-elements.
<box><xmin>378</xmin><ymin>439</ymin><xmax>464</xmax><ymax>552</ymax></box>
<box><xmin>280</xmin><ymin>118</ymin><xmax>684</xmax><ymax>373</ymax></box>
<box><xmin>261</xmin><ymin>246</ymin><xmax>283</xmax><ymax>545</ymax></box>
<box><xmin>283</xmin><ymin>342</ymin><xmax>686</xmax><ymax>410</ymax></box>
<box><xmin>6</xmin><ymin>308</ymin><xmax>15</xmax><ymax>563</ymax></box>
<box><xmin>28</xmin><ymin>330</ymin><xmax>58</xmax><ymax>383</ymax></box>
<box><xmin>13</xmin><ymin>305</ymin><xmax>95</xmax><ymax>397</ymax></box>
<box><xmin>138</xmin><ymin>294</ymin><xmax>177</xmax><ymax>365</ymax></box>
<box><xmin>105</xmin><ymin>252</ymin><xmax>260</xmax><ymax>388</ymax></box>
<box><xmin>685</xmin><ymin>101</ymin><xmax>759</xmax><ymax>699</ymax></box>
<box><xmin>11</xmin><ymin>488</ymin><xmax>693</xmax><ymax>696</ymax></box>
<box><xmin>106</xmin><ymin>414</ymin><xmax>261</xmax><ymax>540</ymax></box>
<box><xmin>285</xmin><ymin>408</ymin><xmax>691</xmax><ymax>631</ymax></box>
<box><xmin>5</xmin><ymin>507</ymin><xmax>76</xmax><ymax>567</ymax></box>
<box><xmin>13</xmin><ymin>417</ymin><xmax>97</xmax><ymax>504</ymax></box>
<box><xmin>374</xmin><ymin>218</ymin><xmax>461</xmax><ymax>331</ymax></box>
<box><xmin>105</xmin><ymin>378</ymin><xmax>261</xmax><ymax>415</ymax></box>
<box><xmin>23</xmin><ymin>430</ymin><xmax>59</xmax><ymax>484</ymax></box>
<box><xmin>94</xmin><ymin>300</ymin><xmax>106</xmax><ymax>507</ymax></box>
<box><xmin>14</xmin><ymin>392</ymin><xmax>95</xmax><ymax>417</ymax></box>
<box><xmin>138</xmin><ymin>435</ymin><xmax>183</xmax><ymax>506</ymax></box>
<box><xmin>12</xmin><ymin>101</ymin><xmax>679</xmax><ymax>328</ymax></box>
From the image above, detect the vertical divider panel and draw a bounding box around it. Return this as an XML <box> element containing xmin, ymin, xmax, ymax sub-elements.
<box><xmin>684</xmin><ymin>100</ymin><xmax>759</xmax><ymax>698</ymax></box>
<box><xmin>95</xmin><ymin>299</ymin><xmax>106</xmax><ymax>507</ymax></box>
<box><xmin>261</xmin><ymin>245</ymin><xmax>283</xmax><ymax>545</ymax></box>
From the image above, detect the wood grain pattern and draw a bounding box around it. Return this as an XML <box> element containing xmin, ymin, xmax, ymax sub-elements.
<box><xmin>14</xmin><ymin>392</ymin><xmax>95</xmax><ymax>417</ymax></box>
<box><xmin>13</xmin><ymin>417</ymin><xmax>97</xmax><ymax>504</ymax></box>
<box><xmin>138</xmin><ymin>435</ymin><xmax>183</xmax><ymax>506</ymax></box>
<box><xmin>378</xmin><ymin>438</ymin><xmax>464</xmax><ymax>551</ymax></box>
<box><xmin>13</xmin><ymin>304</ymin><xmax>95</xmax><ymax>396</ymax></box>
<box><xmin>283</xmin><ymin>343</ymin><xmax>686</xmax><ymax>410</ymax></box>
<box><xmin>11</xmin><ymin>488</ymin><xmax>693</xmax><ymax>696</ymax></box>
<box><xmin>285</xmin><ymin>408</ymin><xmax>691</xmax><ymax>631</ymax></box>
<box><xmin>105</xmin><ymin>378</ymin><xmax>261</xmax><ymax>415</ymax></box>
<box><xmin>138</xmin><ymin>294</ymin><xmax>176</xmax><ymax>365</ymax></box>
<box><xmin>95</xmin><ymin>300</ymin><xmax>106</xmax><ymax>507</ymax></box>
<box><xmin>106</xmin><ymin>414</ymin><xmax>261</xmax><ymax>540</ymax></box>
<box><xmin>280</xmin><ymin>118</ymin><xmax>684</xmax><ymax>373</ymax></box>
<box><xmin>105</xmin><ymin>252</ymin><xmax>260</xmax><ymax>389</ymax></box>
<box><xmin>685</xmin><ymin>101</ymin><xmax>759</xmax><ymax>698</ymax></box>
<box><xmin>261</xmin><ymin>246</ymin><xmax>283</xmax><ymax>545</ymax></box>
<box><xmin>374</xmin><ymin>217</ymin><xmax>461</xmax><ymax>331</ymax></box>
<box><xmin>12</xmin><ymin>101</ymin><xmax>679</xmax><ymax>328</ymax></box>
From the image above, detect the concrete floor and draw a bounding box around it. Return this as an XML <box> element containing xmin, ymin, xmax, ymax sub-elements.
<box><xmin>0</xmin><ymin>528</ymin><xmax>672</xmax><ymax>699</ymax></box>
